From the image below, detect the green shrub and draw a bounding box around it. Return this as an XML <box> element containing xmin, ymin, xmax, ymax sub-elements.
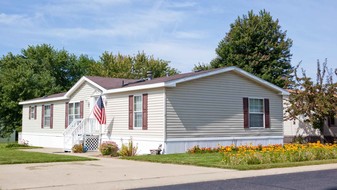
<box><xmin>119</xmin><ymin>139</ymin><xmax>138</xmax><ymax>157</ymax></box>
<box><xmin>72</xmin><ymin>144</ymin><xmax>83</xmax><ymax>153</ymax></box>
<box><xmin>99</xmin><ymin>141</ymin><xmax>119</xmax><ymax>156</ymax></box>
<box><xmin>5</xmin><ymin>143</ymin><xmax>29</xmax><ymax>149</ymax></box>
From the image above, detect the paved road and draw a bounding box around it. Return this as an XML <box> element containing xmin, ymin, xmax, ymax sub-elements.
<box><xmin>137</xmin><ymin>169</ymin><xmax>337</xmax><ymax>190</ymax></box>
<box><xmin>2</xmin><ymin>148</ymin><xmax>337</xmax><ymax>189</ymax></box>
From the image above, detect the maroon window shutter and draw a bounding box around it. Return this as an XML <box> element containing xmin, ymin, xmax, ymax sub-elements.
<box><xmin>41</xmin><ymin>105</ymin><xmax>44</xmax><ymax>129</ymax></box>
<box><xmin>29</xmin><ymin>106</ymin><xmax>31</xmax><ymax>120</ymax></box>
<box><xmin>142</xmin><ymin>94</ymin><xmax>148</xmax><ymax>130</ymax></box>
<box><xmin>50</xmin><ymin>104</ymin><xmax>54</xmax><ymax>129</ymax></box>
<box><xmin>129</xmin><ymin>95</ymin><xmax>134</xmax><ymax>130</ymax></box>
<box><xmin>243</xmin><ymin>98</ymin><xmax>249</xmax><ymax>128</ymax></box>
<box><xmin>65</xmin><ymin>102</ymin><xmax>69</xmax><ymax>128</ymax></box>
<box><xmin>34</xmin><ymin>106</ymin><xmax>37</xmax><ymax>120</ymax></box>
<box><xmin>264</xmin><ymin>99</ymin><xmax>270</xmax><ymax>128</ymax></box>
<box><xmin>80</xmin><ymin>101</ymin><xmax>84</xmax><ymax>119</ymax></box>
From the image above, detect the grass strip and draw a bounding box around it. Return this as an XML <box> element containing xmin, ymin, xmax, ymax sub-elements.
<box><xmin>122</xmin><ymin>153</ymin><xmax>337</xmax><ymax>170</ymax></box>
<box><xmin>0</xmin><ymin>143</ymin><xmax>96</xmax><ymax>165</ymax></box>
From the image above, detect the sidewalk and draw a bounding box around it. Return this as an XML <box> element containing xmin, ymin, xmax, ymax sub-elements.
<box><xmin>1</xmin><ymin>148</ymin><xmax>337</xmax><ymax>189</ymax></box>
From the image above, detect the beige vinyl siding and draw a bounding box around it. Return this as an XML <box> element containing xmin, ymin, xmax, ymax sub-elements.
<box><xmin>105</xmin><ymin>88</ymin><xmax>165</xmax><ymax>139</ymax></box>
<box><xmin>22</xmin><ymin>101</ymin><xmax>66</xmax><ymax>134</ymax></box>
<box><xmin>166</xmin><ymin>71</ymin><xmax>283</xmax><ymax>139</ymax></box>
<box><xmin>21</xmin><ymin>82</ymin><xmax>100</xmax><ymax>134</ymax></box>
<box><xmin>69</xmin><ymin>82</ymin><xmax>101</xmax><ymax>118</ymax></box>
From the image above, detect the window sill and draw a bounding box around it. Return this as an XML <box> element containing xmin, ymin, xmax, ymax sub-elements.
<box><xmin>245</xmin><ymin>127</ymin><xmax>269</xmax><ymax>130</ymax></box>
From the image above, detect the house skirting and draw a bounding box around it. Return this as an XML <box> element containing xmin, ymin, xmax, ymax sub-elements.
<box><xmin>101</xmin><ymin>135</ymin><xmax>164</xmax><ymax>155</ymax></box>
<box><xmin>21</xmin><ymin>132</ymin><xmax>64</xmax><ymax>148</ymax></box>
<box><xmin>164</xmin><ymin>136</ymin><xmax>284</xmax><ymax>154</ymax></box>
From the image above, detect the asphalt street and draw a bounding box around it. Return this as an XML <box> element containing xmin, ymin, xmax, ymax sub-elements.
<box><xmin>136</xmin><ymin>169</ymin><xmax>337</xmax><ymax>190</ymax></box>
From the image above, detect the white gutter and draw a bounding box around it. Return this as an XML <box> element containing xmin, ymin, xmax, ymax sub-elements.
<box><xmin>103</xmin><ymin>82</ymin><xmax>168</xmax><ymax>94</ymax></box>
<box><xmin>19</xmin><ymin>96</ymin><xmax>69</xmax><ymax>105</ymax></box>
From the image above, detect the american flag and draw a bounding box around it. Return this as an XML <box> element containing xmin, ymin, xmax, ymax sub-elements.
<box><xmin>94</xmin><ymin>96</ymin><xmax>106</xmax><ymax>124</ymax></box>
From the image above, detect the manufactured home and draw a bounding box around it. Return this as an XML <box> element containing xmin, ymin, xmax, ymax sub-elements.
<box><xmin>19</xmin><ymin>66</ymin><xmax>288</xmax><ymax>154</ymax></box>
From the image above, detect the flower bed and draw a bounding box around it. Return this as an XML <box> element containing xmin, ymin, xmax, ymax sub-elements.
<box><xmin>188</xmin><ymin>142</ymin><xmax>337</xmax><ymax>165</ymax></box>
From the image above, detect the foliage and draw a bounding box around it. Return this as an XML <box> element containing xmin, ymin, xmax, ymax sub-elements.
<box><xmin>193</xmin><ymin>63</ymin><xmax>211</xmax><ymax>71</ymax></box>
<box><xmin>0</xmin><ymin>143</ymin><xmax>95</xmax><ymax>164</ymax></box>
<box><xmin>221</xmin><ymin>142</ymin><xmax>337</xmax><ymax>165</ymax></box>
<box><xmin>285</xmin><ymin>59</ymin><xmax>337</xmax><ymax>135</ymax></box>
<box><xmin>123</xmin><ymin>149</ymin><xmax>337</xmax><ymax>170</ymax></box>
<box><xmin>198</xmin><ymin>10</ymin><xmax>293</xmax><ymax>88</ymax></box>
<box><xmin>0</xmin><ymin>44</ymin><xmax>95</xmax><ymax>138</ymax></box>
<box><xmin>187</xmin><ymin>145</ymin><xmax>221</xmax><ymax>154</ymax></box>
<box><xmin>90</xmin><ymin>51</ymin><xmax>179</xmax><ymax>79</ymax></box>
<box><xmin>99</xmin><ymin>141</ymin><xmax>119</xmax><ymax>156</ymax></box>
<box><xmin>119</xmin><ymin>138</ymin><xmax>138</xmax><ymax>157</ymax></box>
<box><xmin>72</xmin><ymin>144</ymin><xmax>84</xmax><ymax>153</ymax></box>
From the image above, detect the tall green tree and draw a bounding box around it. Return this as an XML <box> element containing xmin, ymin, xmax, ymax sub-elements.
<box><xmin>0</xmin><ymin>44</ymin><xmax>95</xmax><ymax>138</ymax></box>
<box><xmin>285</xmin><ymin>59</ymin><xmax>337</xmax><ymax>140</ymax></box>
<box><xmin>196</xmin><ymin>10</ymin><xmax>293</xmax><ymax>88</ymax></box>
<box><xmin>90</xmin><ymin>51</ymin><xmax>179</xmax><ymax>79</ymax></box>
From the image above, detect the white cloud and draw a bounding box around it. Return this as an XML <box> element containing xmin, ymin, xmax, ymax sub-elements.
<box><xmin>0</xmin><ymin>13</ymin><xmax>32</xmax><ymax>26</ymax></box>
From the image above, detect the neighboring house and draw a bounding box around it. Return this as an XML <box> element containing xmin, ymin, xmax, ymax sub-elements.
<box><xmin>19</xmin><ymin>66</ymin><xmax>288</xmax><ymax>154</ymax></box>
<box><xmin>283</xmin><ymin>95</ymin><xmax>337</xmax><ymax>143</ymax></box>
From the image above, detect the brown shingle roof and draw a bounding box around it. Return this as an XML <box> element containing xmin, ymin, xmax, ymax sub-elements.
<box><xmin>122</xmin><ymin>69</ymin><xmax>217</xmax><ymax>87</ymax></box>
<box><xmin>85</xmin><ymin>76</ymin><xmax>138</xmax><ymax>90</ymax></box>
<box><xmin>26</xmin><ymin>92</ymin><xmax>67</xmax><ymax>101</ymax></box>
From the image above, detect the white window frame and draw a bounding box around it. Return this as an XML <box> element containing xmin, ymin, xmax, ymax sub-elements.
<box><xmin>133</xmin><ymin>95</ymin><xmax>143</xmax><ymax>128</ymax></box>
<box><xmin>248</xmin><ymin>98</ymin><xmax>265</xmax><ymax>128</ymax></box>
<box><xmin>44</xmin><ymin>105</ymin><xmax>51</xmax><ymax>128</ymax></box>
<box><xmin>68</xmin><ymin>102</ymin><xmax>81</xmax><ymax>125</ymax></box>
<box><xmin>30</xmin><ymin>106</ymin><xmax>35</xmax><ymax>119</ymax></box>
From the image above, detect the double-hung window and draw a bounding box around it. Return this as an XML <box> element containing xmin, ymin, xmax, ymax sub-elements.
<box><xmin>30</xmin><ymin>106</ymin><xmax>35</xmax><ymax>119</ymax></box>
<box><xmin>68</xmin><ymin>102</ymin><xmax>81</xmax><ymax>124</ymax></box>
<box><xmin>249</xmin><ymin>98</ymin><xmax>264</xmax><ymax>128</ymax></box>
<box><xmin>134</xmin><ymin>95</ymin><xmax>143</xmax><ymax>128</ymax></box>
<box><xmin>44</xmin><ymin>105</ymin><xmax>51</xmax><ymax>127</ymax></box>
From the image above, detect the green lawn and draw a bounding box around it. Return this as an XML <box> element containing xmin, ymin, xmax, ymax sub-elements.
<box><xmin>122</xmin><ymin>153</ymin><xmax>337</xmax><ymax>170</ymax></box>
<box><xmin>0</xmin><ymin>143</ymin><xmax>96</xmax><ymax>165</ymax></box>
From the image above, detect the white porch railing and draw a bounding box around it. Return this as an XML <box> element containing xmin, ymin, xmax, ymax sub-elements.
<box><xmin>63</xmin><ymin>118</ymin><xmax>100</xmax><ymax>151</ymax></box>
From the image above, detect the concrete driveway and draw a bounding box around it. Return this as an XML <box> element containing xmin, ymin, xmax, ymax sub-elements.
<box><xmin>1</xmin><ymin>149</ymin><xmax>337</xmax><ymax>190</ymax></box>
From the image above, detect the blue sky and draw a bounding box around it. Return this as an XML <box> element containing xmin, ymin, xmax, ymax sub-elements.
<box><xmin>0</xmin><ymin>0</ymin><xmax>336</xmax><ymax>78</ymax></box>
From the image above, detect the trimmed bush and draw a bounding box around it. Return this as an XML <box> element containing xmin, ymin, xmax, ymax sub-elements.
<box><xmin>72</xmin><ymin>144</ymin><xmax>83</xmax><ymax>153</ymax></box>
<box><xmin>99</xmin><ymin>141</ymin><xmax>119</xmax><ymax>156</ymax></box>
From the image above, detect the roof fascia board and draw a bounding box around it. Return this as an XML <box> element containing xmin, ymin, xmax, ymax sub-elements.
<box><xmin>64</xmin><ymin>76</ymin><xmax>106</xmax><ymax>97</ymax></box>
<box><xmin>19</xmin><ymin>97</ymin><xmax>68</xmax><ymax>105</ymax></box>
<box><xmin>20</xmin><ymin>76</ymin><xmax>107</xmax><ymax>105</ymax></box>
<box><xmin>104</xmin><ymin>82</ymin><xmax>166</xmax><ymax>94</ymax></box>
